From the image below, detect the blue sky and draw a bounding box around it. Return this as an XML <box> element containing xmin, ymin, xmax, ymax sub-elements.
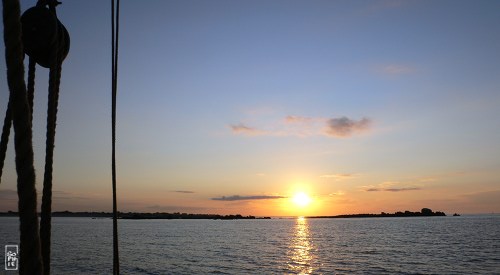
<box><xmin>1</xmin><ymin>0</ymin><xmax>499</xmax><ymax>215</ymax></box>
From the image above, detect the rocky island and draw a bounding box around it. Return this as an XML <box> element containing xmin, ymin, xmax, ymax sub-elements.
<box><xmin>308</xmin><ymin>208</ymin><xmax>446</xmax><ymax>219</ymax></box>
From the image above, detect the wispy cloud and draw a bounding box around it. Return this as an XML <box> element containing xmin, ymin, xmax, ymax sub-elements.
<box><xmin>378</xmin><ymin>64</ymin><xmax>416</xmax><ymax>75</ymax></box>
<box><xmin>211</xmin><ymin>195</ymin><xmax>286</xmax><ymax>201</ymax></box>
<box><xmin>229</xmin><ymin>124</ymin><xmax>267</xmax><ymax>136</ymax></box>
<box><xmin>230</xmin><ymin>115</ymin><xmax>372</xmax><ymax>138</ymax></box>
<box><xmin>0</xmin><ymin>189</ymin><xmax>110</xmax><ymax>212</ymax></box>
<box><xmin>284</xmin><ymin>115</ymin><xmax>315</xmax><ymax>123</ymax></box>
<box><xmin>0</xmin><ymin>189</ymin><xmax>89</xmax><ymax>201</ymax></box>
<box><xmin>324</xmin><ymin>117</ymin><xmax>371</xmax><ymax>137</ymax></box>
<box><xmin>462</xmin><ymin>190</ymin><xmax>500</xmax><ymax>205</ymax></box>
<box><xmin>366</xmin><ymin>187</ymin><xmax>421</xmax><ymax>192</ymax></box>
<box><xmin>171</xmin><ymin>190</ymin><xmax>195</xmax><ymax>194</ymax></box>
<box><xmin>52</xmin><ymin>190</ymin><xmax>89</xmax><ymax>200</ymax></box>
<box><xmin>363</xmin><ymin>181</ymin><xmax>422</xmax><ymax>192</ymax></box>
<box><xmin>146</xmin><ymin>204</ymin><xmax>207</xmax><ymax>212</ymax></box>
<box><xmin>0</xmin><ymin>189</ymin><xmax>17</xmax><ymax>201</ymax></box>
<box><xmin>320</xmin><ymin>173</ymin><xmax>357</xmax><ymax>180</ymax></box>
<box><xmin>418</xmin><ymin>177</ymin><xmax>437</xmax><ymax>183</ymax></box>
<box><xmin>329</xmin><ymin>191</ymin><xmax>345</xmax><ymax>196</ymax></box>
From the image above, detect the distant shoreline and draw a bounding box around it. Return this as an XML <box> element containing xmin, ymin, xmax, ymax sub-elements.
<box><xmin>308</xmin><ymin>211</ymin><xmax>447</xmax><ymax>219</ymax></box>
<box><xmin>0</xmin><ymin>211</ymin><xmax>271</xmax><ymax>220</ymax></box>
<box><xmin>0</xmin><ymin>208</ymin><xmax>451</xmax><ymax>219</ymax></box>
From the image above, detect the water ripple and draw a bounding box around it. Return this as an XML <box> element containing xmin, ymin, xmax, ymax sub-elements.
<box><xmin>0</xmin><ymin>215</ymin><xmax>499</xmax><ymax>274</ymax></box>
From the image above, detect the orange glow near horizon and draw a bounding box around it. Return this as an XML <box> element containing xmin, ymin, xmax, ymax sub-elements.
<box><xmin>275</xmin><ymin>190</ymin><xmax>321</xmax><ymax>217</ymax></box>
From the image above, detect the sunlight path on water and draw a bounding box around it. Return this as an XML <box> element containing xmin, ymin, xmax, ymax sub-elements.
<box><xmin>287</xmin><ymin>217</ymin><xmax>315</xmax><ymax>274</ymax></box>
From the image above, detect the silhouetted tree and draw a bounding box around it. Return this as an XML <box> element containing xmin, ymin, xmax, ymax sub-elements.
<box><xmin>421</xmin><ymin>208</ymin><xmax>433</xmax><ymax>215</ymax></box>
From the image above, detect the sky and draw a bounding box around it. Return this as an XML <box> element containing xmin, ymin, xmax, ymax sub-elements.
<box><xmin>1</xmin><ymin>0</ymin><xmax>499</xmax><ymax>216</ymax></box>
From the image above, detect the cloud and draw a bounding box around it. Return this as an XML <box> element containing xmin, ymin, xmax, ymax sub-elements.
<box><xmin>146</xmin><ymin>204</ymin><xmax>207</xmax><ymax>212</ymax></box>
<box><xmin>365</xmin><ymin>187</ymin><xmax>421</xmax><ymax>192</ymax></box>
<box><xmin>324</xmin><ymin>117</ymin><xmax>371</xmax><ymax>137</ymax></box>
<box><xmin>320</xmin><ymin>173</ymin><xmax>357</xmax><ymax>180</ymax></box>
<box><xmin>329</xmin><ymin>191</ymin><xmax>345</xmax><ymax>196</ymax></box>
<box><xmin>418</xmin><ymin>177</ymin><xmax>437</xmax><ymax>183</ymax></box>
<box><xmin>0</xmin><ymin>189</ymin><xmax>110</xmax><ymax>212</ymax></box>
<box><xmin>462</xmin><ymin>190</ymin><xmax>500</xmax><ymax>205</ymax></box>
<box><xmin>284</xmin><ymin>115</ymin><xmax>315</xmax><ymax>123</ymax></box>
<box><xmin>211</xmin><ymin>195</ymin><xmax>286</xmax><ymax>201</ymax></box>
<box><xmin>363</xmin><ymin>180</ymin><xmax>422</xmax><ymax>192</ymax></box>
<box><xmin>52</xmin><ymin>190</ymin><xmax>89</xmax><ymax>200</ymax></box>
<box><xmin>0</xmin><ymin>189</ymin><xmax>17</xmax><ymax>201</ymax></box>
<box><xmin>0</xmin><ymin>189</ymin><xmax>88</xmax><ymax>201</ymax></box>
<box><xmin>230</xmin><ymin>115</ymin><xmax>372</xmax><ymax>138</ymax></box>
<box><xmin>385</xmin><ymin>187</ymin><xmax>421</xmax><ymax>192</ymax></box>
<box><xmin>229</xmin><ymin>124</ymin><xmax>267</xmax><ymax>136</ymax></box>
<box><xmin>171</xmin><ymin>190</ymin><xmax>195</xmax><ymax>194</ymax></box>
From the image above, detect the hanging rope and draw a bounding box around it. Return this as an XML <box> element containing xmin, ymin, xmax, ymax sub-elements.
<box><xmin>0</xmin><ymin>51</ymin><xmax>34</xmax><ymax>187</ymax></box>
<box><xmin>111</xmin><ymin>0</ymin><xmax>120</xmax><ymax>274</ymax></box>
<box><xmin>2</xmin><ymin>0</ymin><xmax>44</xmax><ymax>274</ymax></box>
<box><xmin>2</xmin><ymin>1</ymin><xmax>68</xmax><ymax>273</ymax></box>
<box><xmin>40</xmin><ymin>8</ymin><xmax>62</xmax><ymax>275</ymax></box>
<box><xmin>0</xmin><ymin>99</ymin><xmax>11</xmax><ymax>184</ymax></box>
<box><xmin>39</xmin><ymin>62</ymin><xmax>61</xmax><ymax>275</ymax></box>
<box><xmin>27</xmin><ymin>57</ymin><xmax>36</xmax><ymax>124</ymax></box>
<box><xmin>0</xmin><ymin>59</ymin><xmax>34</xmax><ymax>188</ymax></box>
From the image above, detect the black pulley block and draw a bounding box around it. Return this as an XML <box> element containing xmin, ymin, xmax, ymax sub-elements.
<box><xmin>21</xmin><ymin>6</ymin><xmax>70</xmax><ymax>68</ymax></box>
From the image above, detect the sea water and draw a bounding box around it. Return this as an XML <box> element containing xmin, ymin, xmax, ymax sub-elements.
<box><xmin>1</xmin><ymin>215</ymin><xmax>499</xmax><ymax>274</ymax></box>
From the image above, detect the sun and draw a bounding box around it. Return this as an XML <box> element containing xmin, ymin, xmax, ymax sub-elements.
<box><xmin>292</xmin><ymin>192</ymin><xmax>312</xmax><ymax>207</ymax></box>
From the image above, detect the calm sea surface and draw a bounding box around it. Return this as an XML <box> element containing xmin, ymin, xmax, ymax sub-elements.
<box><xmin>1</xmin><ymin>215</ymin><xmax>499</xmax><ymax>274</ymax></box>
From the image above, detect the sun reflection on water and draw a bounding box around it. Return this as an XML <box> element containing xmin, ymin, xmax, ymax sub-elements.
<box><xmin>287</xmin><ymin>216</ymin><xmax>315</xmax><ymax>274</ymax></box>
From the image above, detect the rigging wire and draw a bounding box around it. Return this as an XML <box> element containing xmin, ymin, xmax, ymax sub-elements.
<box><xmin>111</xmin><ymin>0</ymin><xmax>120</xmax><ymax>274</ymax></box>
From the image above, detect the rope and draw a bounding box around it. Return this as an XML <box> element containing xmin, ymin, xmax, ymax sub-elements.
<box><xmin>111</xmin><ymin>0</ymin><xmax>120</xmax><ymax>274</ymax></box>
<box><xmin>2</xmin><ymin>1</ymin><xmax>67</xmax><ymax>273</ymax></box>
<box><xmin>27</xmin><ymin>57</ymin><xmax>36</xmax><ymax>124</ymax></box>
<box><xmin>0</xmin><ymin>58</ymin><xmax>34</xmax><ymax>186</ymax></box>
<box><xmin>0</xmin><ymin>99</ymin><xmax>12</xmax><ymax>184</ymax></box>
<box><xmin>0</xmin><ymin>58</ymin><xmax>34</xmax><ymax>185</ymax></box>
<box><xmin>2</xmin><ymin>0</ymin><xmax>44</xmax><ymax>274</ymax></box>
<box><xmin>40</xmin><ymin>46</ymin><xmax>62</xmax><ymax>275</ymax></box>
<box><xmin>40</xmin><ymin>1</ymin><xmax>63</xmax><ymax>273</ymax></box>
